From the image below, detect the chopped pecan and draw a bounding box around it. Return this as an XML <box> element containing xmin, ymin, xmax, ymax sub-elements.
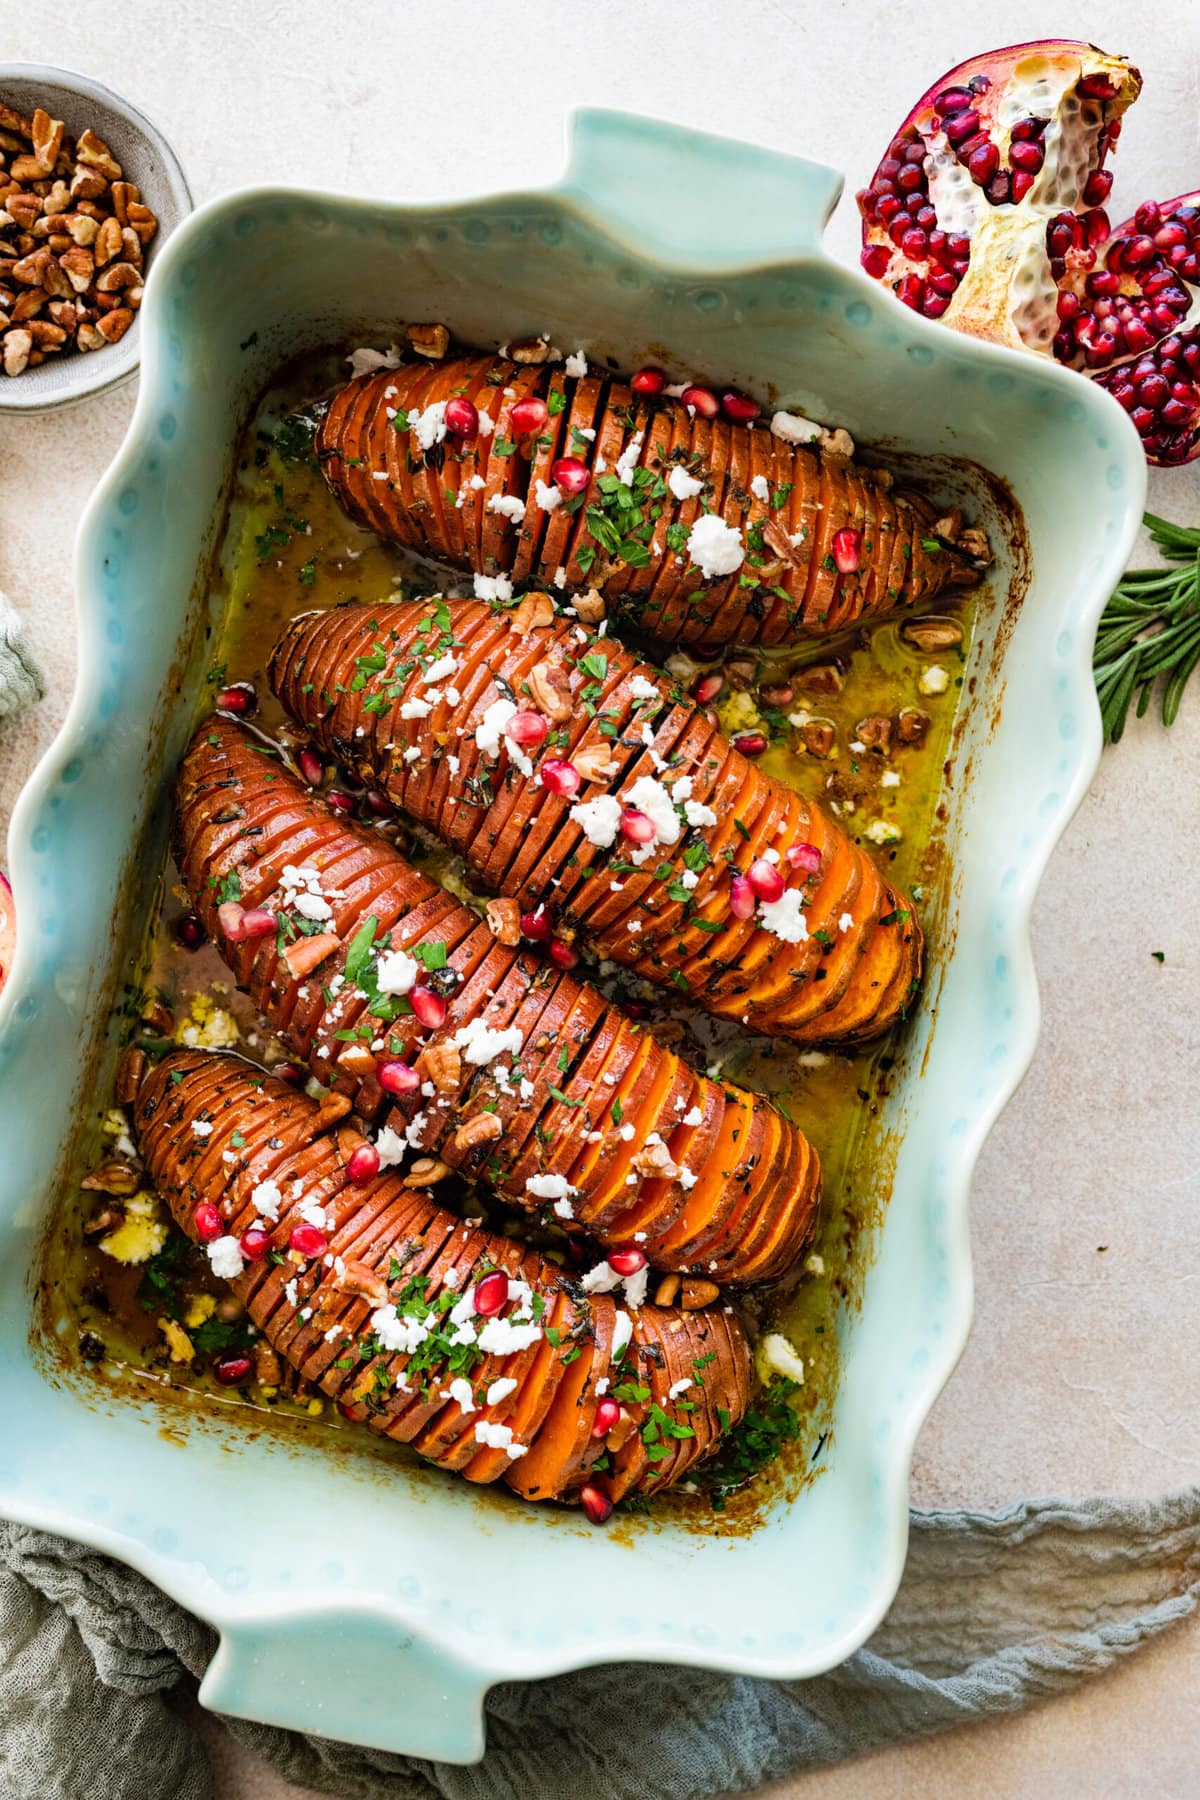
<box><xmin>83</xmin><ymin>1204</ymin><xmax>125</xmax><ymax>1238</ymax></box>
<box><xmin>653</xmin><ymin>1273</ymin><xmax>681</xmax><ymax>1306</ymax></box>
<box><xmin>510</xmin><ymin>592</ymin><xmax>555</xmax><ymax>635</ymax></box>
<box><xmin>572</xmin><ymin>742</ymin><xmax>619</xmax><ymax>782</ymax></box>
<box><xmin>680</xmin><ymin>1277</ymin><xmax>721</xmax><ymax>1310</ymax></box>
<box><xmin>10</xmin><ymin>289</ymin><xmax>46</xmax><ymax>324</ymax></box>
<box><xmin>307</xmin><ymin>1092</ymin><xmax>353</xmax><ymax>1136</ymax></box>
<box><xmin>334</xmin><ymin>1259</ymin><xmax>388</xmax><ymax>1305</ymax></box>
<box><xmin>30</xmin><ymin>111</ymin><xmax>64</xmax><ymax>175</ymax></box>
<box><xmin>632</xmin><ymin>1138</ymin><xmax>680</xmax><ymax>1180</ymax></box>
<box><xmin>115</xmin><ymin>1046</ymin><xmax>147</xmax><ymax>1103</ymax></box>
<box><xmin>76</xmin><ymin>128</ymin><xmax>122</xmax><ymax>181</ymax></box>
<box><xmin>69</xmin><ymin>165</ymin><xmax>107</xmax><ymax>202</ymax></box>
<box><xmin>415</xmin><ymin>1040</ymin><xmax>461</xmax><ymax>1093</ymax></box>
<box><xmin>485</xmin><ymin>896</ymin><xmax>521</xmax><ymax>947</ymax></box>
<box><xmin>93</xmin><ymin>213</ymin><xmax>122</xmax><ymax>266</ymax></box>
<box><xmin>899</xmin><ymin>615</ymin><xmax>962</xmax><ymax>654</ymax></box>
<box><xmin>932</xmin><ymin>507</ymin><xmax>964</xmax><ymax>544</ymax></box>
<box><xmin>94</xmin><ymin>259</ymin><xmax>140</xmax><ymax>294</ymax></box>
<box><xmin>796</xmin><ymin>662</ymin><xmax>844</xmax><ymax>697</ymax></box>
<box><xmin>402</xmin><ymin>1156</ymin><xmax>451</xmax><ymax>1187</ymax></box>
<box><xmin>855</xmin><ymin>714</ymin><xmax>893</xmax><ymax>756</ymax></box>
<box><xmin>958</xmin><ymin>526</ymin><xmax>991</xmax><ymax>564</ymax></box>
<box><xmin>528</xmin><ymin>658</ymin><xmax>573</xmax><ymax>722</ymax></box>
<box><xmin>895</xmin><ymin>708</ymin><xmax>930</xmax><ymax>747</ymax></box>
<box><xmin>509</xmin><ymin>334</ymin><xmax>552</xmax><ymax>363</ymax></box>
<box><xmin>452</xmin><ymin>1112</ymin><xmax>503</xmax><ymax>1154</ymax></box>
<box><xmin>11</xmin><ymin>246</ymin><xmax>50</xmax><ymax>286</ymax></box>
<box><xmin>800</xmin><ymin>720</ymin><xmax>835</xmax><ymax>758</ymax></box>
<box><xmin>405</xmin><ymin>321</ymin><xmax>449</xmax><ymax>359</ymax></box>
<box><xmin>571</xmin><ymin>588</ymin><xmax>606</xmax><ymax>624</ymax></box>
<box><xmin>81</xmin><ymin>1156</ymin><xmax>142</xmax><ymax>1196</ymax></box>
<box><xmin>109</xmin><ymin>179</ymin><xmax>139</xmax><ymax>223</ymax></box>
<box><xmin>59</xmin><ymin>245</ymin><xmax>94</xmax><ymax>293</ymax></box>
<box><xmin>96</xmin><ymin>307</ymin><xmax>134</xmax><ymax>344</ymax></box>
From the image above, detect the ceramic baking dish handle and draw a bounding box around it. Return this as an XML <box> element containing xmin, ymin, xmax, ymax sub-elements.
<box><xmin>200</xmin><ymin>1609</ymin><xmax>498</xmax><ymax>1762</ymax></box>
<box><xmin>559</xmin><ymin>107</ymin><xmax>843</xmax><ymax>268</ymax></box>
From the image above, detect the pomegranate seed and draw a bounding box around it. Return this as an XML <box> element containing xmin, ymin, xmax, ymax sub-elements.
<box><xmin>721</xmin><ymin>388</ymin><xmax>760</xmax><ymax>423</ymax></box>
<box><xmin>289</xmin><ymin>1222</ymin><xmax>328</xmax><ymax>1257</ymax></box>
<box><xmin>747</xmin><ymin>858</ymin><xmax>785</xmax><ymax>903</ymax></box>
<box><xmin>732</xmin><ymin>731</ymin><xmax>767</xmax><ymax>757</ymax></box>
<box><xmin>608</xmin><ymin>1248</ymin><xmax>647</xmax><ymax>1276</ymax></box>
<box><xmin>1008</xmin><ymin>140</ymin><xmax>1044</xmax><ymax>174</ymax></box>
<box><xmin>520</xmin><ymin>907</ymin><xmax>552</xmax><ymax>941</ymax></box>
<box><xmin>631</xmin><ymin>367</ymin><xmax>666</xmax><ymax>395</ymax></box>
<box><xmin>1130</xmin><ymin>406</ymin><xmax>1155</xmax><ymax>433</ymax></box>
<box><xmin>213</xmin><ymin>1355</ymin><xmax>252</xmax><ymax>1386</ymax></box>
<box><xmin>1138</xmin><ymin>373</ymin><xmax>1170</xmax><ymax>407</ymax></box>
<box><xmin>551</xmin><ymin>455</ymin><xmax>590</xmax><ymax>496</ymax></box>
<box><xmin>272</xmin><ymin>1061</ymin><xmax>305</xmax><ymax>1086</ymax></box>
<box><xmin>831</xmin><ymin>527</ymin><xmax>862</xmax><ymax>574</ymax></box>
<box><xmin>505</xmin><ymin>709</ymin><xmax>549</xmax><ymax>748</ymax></box>
<box><xmin>900</xmin><ymin>228</ymin><xmax>928</xmax><ymax>259</ymax></box>
<box><xmin>944</xmin><ymin>110</ymin><xmax>980</xmax><ymax>147</ymax></box>
<box><xmin>326</xmin><ymin>789</ymin><xmax>357</xmax><ymax>815</ymax></box>
<box><xmin>217</xmin><ymin>902</ymin><xmax>276</xmax><ymax>943</ymax></box>
<box><xmin>861</xmin><ymin>245</ymin><xmax>891</xmax><ymax>278</ymax></box>
<box><xmin>541</xmin><ymin>758</ymin><xmax>581</xmax><ymax>798</ymax></box>
<box><xmin>473</xmin><ymin>1270</ymin><xmax>509</xmax><ymax>1316</ymax></box>
<box><xmin>580</xmin><ymin>1482</ymin><xmax>614</xmax><ymax>1525</ymax></box>
<box><xmin>216</xmin><ymin>682</ymin><xmax>256</xmax><ymax>716</ymax></box>
<box><xmin>410</xmin><ymin>986</ymin><xmax>448</xmax><ymax>1029</ymax></box>
<box><xmin>923</xmin><ymin>295</ymin><xmax>950</xmax><ymax>319</ymax></box>
<box><xmin>548</xmin><ymin>937</ymin><xmax>578</xmax><ymax>970</ymax></box>
<box><xmin>692</xmin><ymin>672</ymin><xmax>724</xmax><ymax>704</ymax></box>
<box><xmin>240</xmin><ymin>1228</ymin><xmax>271</xmax><ymax>1261</ymax></box>
<box><xmin>510</xmin><ymin>396</ymin><xmax>549</xmax><ymax>435</ymax></box>
<box><xmin>1122</xmin><ymin>321</ymin><xmax>1155</xmax><ymax>355</ymax></box>
<box><xmin>729</xmin><ymin>874</ymin><xmax>757</xmax><ymax>920</ymax></box>
<box><xmin>363</xmin><ymin>790</ymin><xmax>393</xmax><ymax>818</ymax></box>
<box><xmin>593</xmin><ymin>1398</ymin><xmax>622</xmax><ymax>1437</ymax></box>
<box><xmin>1077</xmin><ymin>73</ymin><xmax>1117</xmax><ymax>100</ymax></box>
<box><xmin>896</xmin><ymin>274</ymin><xmax>924</xmax><ymax>309</ymax></box>
<box><xmin>193</xmin><ymin>1202</ymin><xmax>223</xmax><ymax>1243</ymax></box>
<box><xmin>378</xmin><ymin>1060</ymin><xmax>420</xmax><ymax>1096</ymax></box>
<box><xmin>680</xmin><ymin>384</ymin><xmax>720</xmax><ymax>419</ymax></box>
<box><xmin>967</xmin><ymin>143</ymin><xmax>999</xmax><ymax>185</ymax></box>
<box><xmin>298</xmin><ymin>747</ymin><xmax>324</xmax><ymax>786</ymax></box>
<box><xmin>1084</xmin><ymin>208</ymin><xmax>1110</xmax><ymax>245</ymax></box>
<box><xmin>1011</xmin><ymin>171</ymin><xmax>1036</xmax><ymax>202</ymax></box>
<box><xmin>346</xmin><ymin>1144</ymin><xmax>380</xmax><ymax>1185</ymax></box>
<box><xmin>1155</xmin><ymin>222</ymin><xmax>1188</xmax><ymax>249</ymax></box>
<box><xmin>1083</xmin><ymin>169</ymin><xmax>1114</xmax><ymax>206</ymax></box>
<box><xmin>786</xmin><ymin>842</ymin><xmax>822</xmax><ymax>875</ymax></box>
<box><xmin>926</xmin><ymin>270</ymin><xmax>959</xmax><ymax>297</ymax></box>
<box><xmin>935</xmin><ymin>87</ymin><xmax>973</xmax><ymax>115</ymax></box>
<box><xmin>1056</xmin><ymin>290</ymin><xmax>1080</xmax><ymax>321</ymax></box>
<box><xmin>176</xmin><ymin>912</ymin><xmax>206</xmax><ymax>950</ymax></box>
<box><xmin>1122</xmin><ymin>234</ymin><xmax>1157</xmax><ymax>268</ymax></box>
<box><xmin>620</xmin><ymin>807</ymin><xmax>656</xmax><ymax>845</ymax></box>
<box><xmin>895</xmin><ymin>165</ymin><xmax>924</xmax><ymax>195</ymax></box>
<box><xmin>444</xmin><ymin>396</ymin><xmax>479</xmax><ymax>438</ymax></box>
<box><xmin>1162</xmin><ymin>398</ymin><xmax>1194</xmax><ymax>426</ymax></box>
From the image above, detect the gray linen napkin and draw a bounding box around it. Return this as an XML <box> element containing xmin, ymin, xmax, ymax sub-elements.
<box><xmin>3</xmin><ymin>1491</ymin><xmax>1199</xmax><ymax>1799</ymax></box>
<box><xmin>0</xmin><ymin>590</ymin><xmax>45</xmax><ymax>721</ymax></box>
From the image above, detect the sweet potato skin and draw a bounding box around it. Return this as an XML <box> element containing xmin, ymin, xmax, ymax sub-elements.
<box><xmin>268</xmin><ymin>598</ymin><xmax>923</xmax><ymax>1048</ymax></box>
<box><xmin>132</xmin><ymin>1049</ymin><xmax>749</xmax><ymax>1507</ymax></box>
<box><xmin>175</xmin><ymin>717</ymin><xmax>821</xmax><ymax>1284</ymax></box>
<box><xmin>315</xmin><ymin>356</ymin><xmax>984</xmax><ymax>646</ymax></box>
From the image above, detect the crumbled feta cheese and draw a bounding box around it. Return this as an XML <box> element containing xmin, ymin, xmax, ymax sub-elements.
<box><xmin>477</xmin><ymin>1315</ymin><xmax>541</xmax><ymax>1356</ymax></box>
<box><xmin>399</xmin><ymin>696</ymin><xmax>432</xmax><ymax>719</ymax></box>
<box><xmin>864</xmin><ymin>819</ymin><xmax>902</xmax><ymax>845</ymax></box>
<box><xmin>191</xmin><ymin>1119</ymin><xmax>213</xmax><ymax>1139</ymax></box>
<box><xmin>564</xmin><ymin>349</ymin><xmax>588</xmax><ymax>378</ymax></box>
<box><xmin>473</xmin><ymin>1420</ymin><xmax>527</xmax><ymax>1457</ymax></box>
<box><xmin>667</xmin><ymin>1378</ymin><xmax>693</xmax><ymax>1400</ymax></box>
<box><xmin>485</xmin><ymin>1377</ymin><xmax>519</xmax><ymax>1407</ymax></box>
<box><xmin>687</xmin><ymin>513</ymin><xmax>744</xmax><ymax>579</ymax></box>
<box><xmin>623</xmin><ymin>774</ymin><xmax>681</xmax><ymax>849</ymax></box>
<box><xmin>372</xmin><ymin>1304</ymin><xmax>431</xmax><ymax>1355</ymax></box>
<box><xmin>919</xmin><ymin>664</ymin><xmax>950</xmax><ymax>696</ymax></box>
<box><xmin>447</xmin><ymin>1376</ymin><xmax>476</xmax><ymax>1414</ymax></box>
<box><xmin>679</xmin><ymin>868</ymin><xmax>699</xmax><ymax>891</ymax></box>
<box><xmin>374</xmin><ymin>1125</ymin><xmax>409</xmax><ymax>1170</ymax></box>
<box><xmin>407</xmin><ymin>401</ymin><xmax>448</xmax><ymax>452</ymax></box>
<box><xmin>682</xmin><ymin>799</ymin><xmax>717</xmax><ymax>829</ymax></box>
<box><xmin>375</xmin><ymin>948</ymin><xmax>419</xmax><ymax>995</ymax></box>
<box><xmin>678</xmin><ymin>1168</ymin><xmax>698</xmax><ymax>1190</ymax></box>
<box><xmin>681</xmin><ymin>1106</ymin><xmax>703</xmax><ymax>1128</ymax></box>
<box><xmin>770</xmin><ymin>409</ymin><xmax>821</xmax><ymax>445</ymax></box>
<box><xmin>298</xmin><ymin>1197</ymin><xmax>327</xmax><ymax>1230</ymax></box>
<box><xmin>473</xmin><ymin>572</ymin><xmax>513</xmax><ymax>603</ymax></box>
<box><xmin>618</xmin><ymin>1123</ymin><xmax>635</xmax><ymax>1141</ymax></box>
<box><xmin>454</xmin><ymin>1017</ymin><xmax>523</xmax><ymax>1066</ymax></box>
<box><xmin>280</xmin><ymin>864</ymin><xmax>333</xmax><ymax>922</ymax></box>
<box><xmin>346</xmin><ymin>344</ymin><xmax>402</xmax><ymax>377</ymax></box>
<box><xmin>487</xmin><ymin>494</ymin><xmax>526</xmax><ymax>523</ymax></box>
<box><xmin>206</xmin><ymin>1235</ymin><xmax>244</xmax><ymax>1280</ymax></box>
<box><xmin>623</xmin><ymin>1264</ymin><xmax>649</xmax><ymax>1308</ymax></box>
<box><xmin>581</xmin><ymin>1260</ymin><xmax>622</xmax><ymax>1295</ymax></box>
<box><xmin>750</xmin><ymin>473</ymin><xmax>771</xmax><ymax>502</ymax></box>
<box><xmin>837</xmin><ymin>911</ymin><xmax>855</xmax><ymax>933</ymax></box>
<box><xmin>804</xmin><ymin>1253</ymin><xmax>826</xmax><ymax>1277</ymax></box>
<box><xmin>629</xmin><ymin>673</ymin><xmax>660</xmax><ymax>703</ymax></box>
<box><xmin>525</xmin><ymin>1172</ymin><xmax>577</xmax><ymax>1202</ymax></box>
<box><xmin>475</xmin><ymin>696</ymin><xmax>518</xmax><ymax>759</ymax></box>
<box><xmin>553</xmin><ymin>1197</ymin><xmax>575</xmax><ymax>1220</ymax></box>
<box><xmin>423</xmin><ymin>651</ymin><xmax>458</xmax><ymax>684</ymax></box>
<box><xmin>759</xmin><ymin>1331</ymin><xmax>805</xmax><ymax>1386</ymax></box>
<box><xmin>615</xmin><ymin>433</ymin><xmax>643</xmax><ymax>486</ymax></box>
<box><xmin>534</xmin><ymin>480</ymin><xmax>562</xmax><ymax>513</ymax></box>
<box><xmin>757</xmin><ymin>888</ymin><xmax>809</xmax><ymax>944</ymax></box>
<box><xmin>612</xmin><ymin>1310</ymin><xmax>634</xmax><ymax>1360</ymax></box>
<box><xmin>569</xmin><ymin>793</ymin><xmax>622</xmax><ymax>848</ymax></box>
<box><xmin>668</xmin><ymin>464</ymin><xmax>703</xmax><ymax>501</ymax></box>
<box><xmin>251</xmin><ymin>1179</ymin><xmax>282</xmax><ymax>1222</ymax></box>
<box><xmin>880</xmin><ymin>770</ymin><xmax>901</xmax><ymax>788</ymax></box>
<box><xmin>404</xmin><ymin>745</ymin><xmax>422</xmax><ymax>764</ymax></box>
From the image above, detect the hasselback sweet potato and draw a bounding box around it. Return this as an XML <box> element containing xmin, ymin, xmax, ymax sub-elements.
<box><xmin>132</xmin><ymin>1049</ymin><xmax>749</xmax><ymax>1507</ymax></box>
<box><xmin>175</xmin><ymin>717</ymin><xmax>820</xmax><ymax>1284</ymax></box>
<box><xmin>314</xmin><ymin>353</ymin><xmax>986</xmax><ymax>646</ymax></box>
<box><xmin>269</xmin><ymin>597</ymin><xmax>923</xmax><ymax>1046</ymax></box>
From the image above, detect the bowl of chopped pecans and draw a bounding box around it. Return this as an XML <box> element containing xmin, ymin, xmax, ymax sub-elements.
<box><xmin>0</xmin><ymin>63</ymin><xmax>191</xmax><ymax>413</ymax></box>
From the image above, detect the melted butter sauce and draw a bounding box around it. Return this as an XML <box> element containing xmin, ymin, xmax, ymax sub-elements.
<box><xmin>54</xmin><ymin>351</ymin><xmax>976</xmax><ymax>1528</ymax></box>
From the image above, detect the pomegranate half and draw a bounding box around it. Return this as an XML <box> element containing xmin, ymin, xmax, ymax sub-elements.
<box><xmin>858</xmin><ymin>40</ymin><xmax>1200</xmax><ymax>465</ymax></box>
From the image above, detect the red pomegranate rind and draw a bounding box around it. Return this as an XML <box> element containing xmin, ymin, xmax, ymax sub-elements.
<box><xmin>0</xmin><ymin>872</ymin><xmax>13</xmax><ymax>999</ymax></box>
<box><xmin>858</xmin><ymin>40</ymin><xmax>1141</xmax><ymax>331</ymax></box>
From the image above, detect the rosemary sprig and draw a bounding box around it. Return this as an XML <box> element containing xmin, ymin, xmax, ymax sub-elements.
<box><xmin>1094</xmin><ymin>513</ymin><xmax>1200</xmax><ymax>744</ymax></box>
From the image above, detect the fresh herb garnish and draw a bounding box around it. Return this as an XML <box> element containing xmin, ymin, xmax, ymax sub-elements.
<box><xmin>1094</xmin><ymin>512</ymin><xmax>1200</xmax><ymax>743</ymax></box>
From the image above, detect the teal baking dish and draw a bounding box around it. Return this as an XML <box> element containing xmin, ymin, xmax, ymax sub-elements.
<box><xmin>0</xmin><ymin>110</ymin><xmax>1145</xmax><ymax>1759</ymax></box>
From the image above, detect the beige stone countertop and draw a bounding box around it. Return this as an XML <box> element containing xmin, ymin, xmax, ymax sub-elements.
<box><xmin>3</xmin><ymin>2</ymin><xmax>1200</xmax><ymax>1794</ymax></box>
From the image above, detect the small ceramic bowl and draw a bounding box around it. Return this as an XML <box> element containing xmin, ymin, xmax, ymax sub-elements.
<box><xmin>0</xmin><ymin>63</ymin><xmax>192</xmax><ymax>414</ymax></box>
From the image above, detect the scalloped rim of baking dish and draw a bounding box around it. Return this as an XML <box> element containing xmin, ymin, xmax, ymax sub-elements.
<box><xmin>0</xmin><ymin>109</ymin><xmax>1145</xmax><ymax>1760</ymax></box>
